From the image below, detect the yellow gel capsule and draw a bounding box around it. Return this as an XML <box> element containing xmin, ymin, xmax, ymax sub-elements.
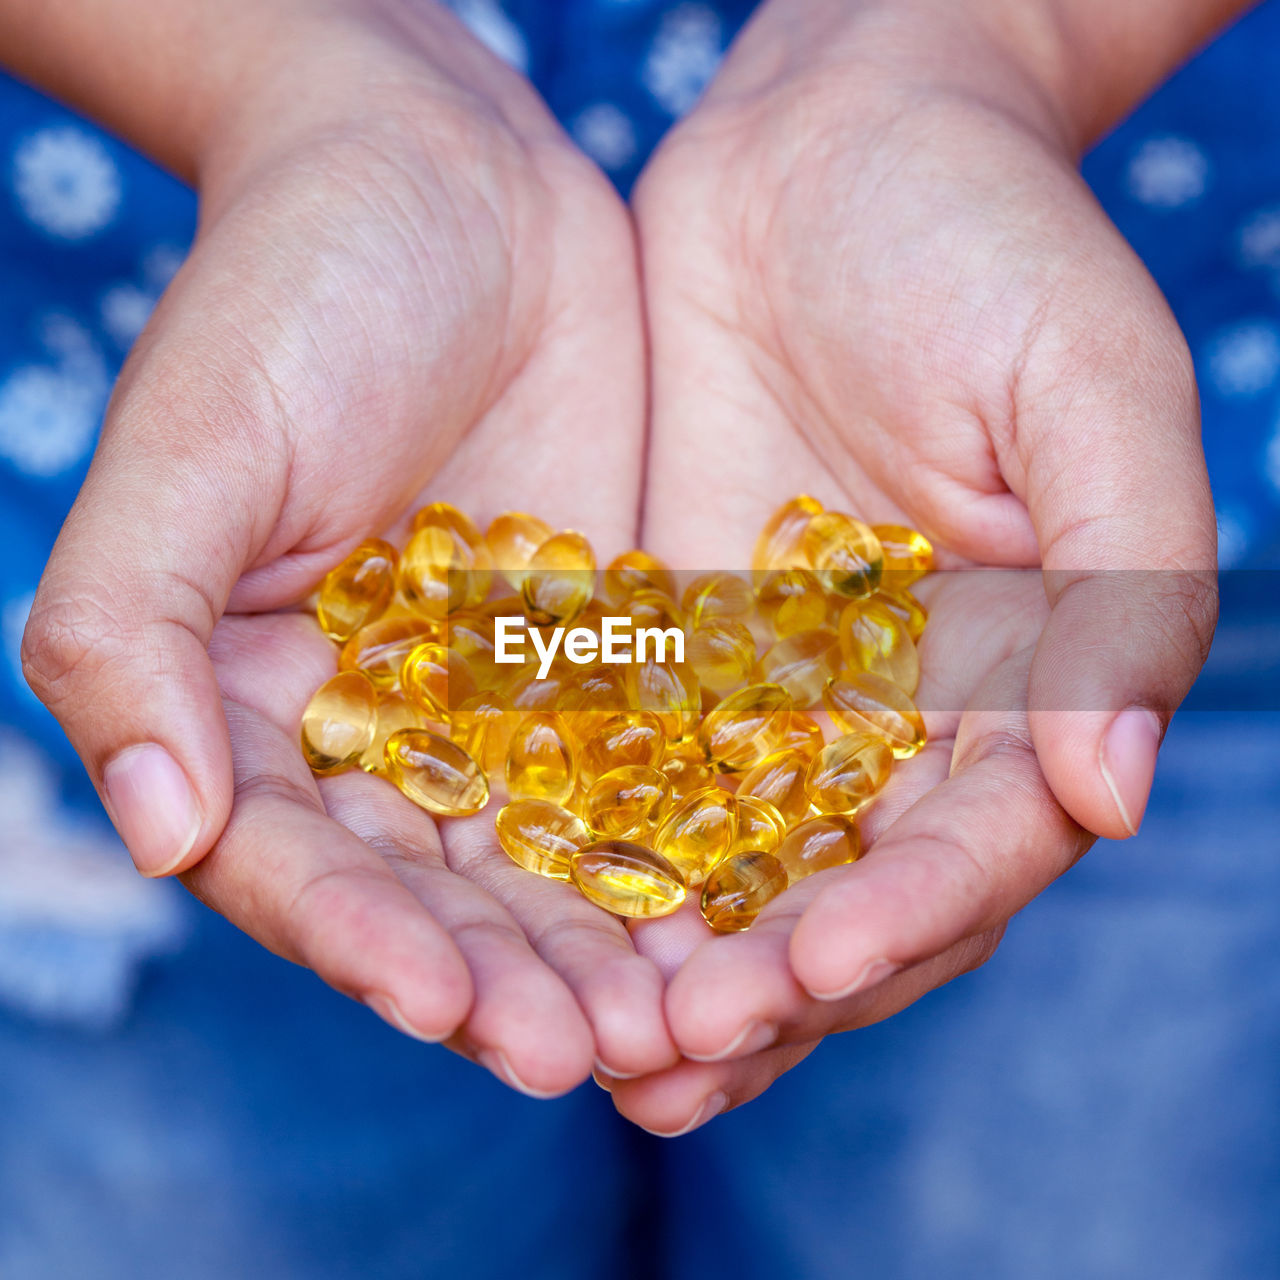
<box><xmin>521</xmin><ymin>530</ymin><xmax>597</xmax><ymax>625</ymax></box>
<box><xmin>805</xmin><ymin>732</ymin><xmax>894</xmax><ymax>815</ymax></box>
<box><xmin>700</xmin><ymin>851</ymin><xmax>789</xmax><ymax>932</ymax></box>
<box><xmin>442</xmin><ymin>609</ymin><xmax>502</xmax><ymax>689</ymax></box>
<box><xmin>626</xmin><ymin>658</ymin><xmax>701</xmax><ymax>743</ymax></box>
<box><xmin>557</xmin><ymin>664</ymin><xmax>630</xmax><ymax>741</ymax></box>
<box><xmin>697</xmin><ymin>682</ymin><xmax>793</xmax><ymax>773</ymax></box>
<box><xmin>506</xmin><ymin>663</ymin><xmax>567</xmax><ymax>714</ymax></box>
<box><xmin>602</xmin><ymin>550</ymin><xmax>676</xmax><ymax>606</ymax></box>
<box><xmin>659</xmin><ymin>749</ymin><xmax>718</xmax><ymax>807</ymax></box>
<box><xmin>838</xmin><ymin>598</ymin><xmax>920</xmax><ymax>695</ymax></box>
<box><xmin>755</xmin><ymin>628</ymin><xmax>840</xmax><ymax>708</ymax></box>
<box><xmin>397</xmin><ymin>524</ymin><xmax>475</xmax><ymax>619</ymax></box>
<box><xmin>506</xmin><ymin>711</ymin><xmax>577</xmax><ymax>804</ymax></box>
<box><xmin>775</xmin><ymin>814</ymin><xmax>862</xmax><ymax>881</ymax></box>
<box><xmin>451</xmin><ymin>689</ymin><xmax>517</xmax><ymax>775</ymax></box>
<box><xmin>872</xmin><ymin>524</ymin><xmax>934</xmax><ymax>587</ymax></box>
<box><xmin>737</xmin><ymin>749</ymin><xmax>812</xmax><ymax>829</ymax></box>
<box><xmin>580</xmin><ymin>709</ymin><xmax>666</xmax><ymax>782</ymax></box>
<box><xmin>779</xmin><ymin>710</ymin><xmax>825</xmax><ymax>762</ymax></box>
<box><xmin>316</xmin><ymin>538</ymin><xmax>398</xmax><ymax>642</ymax></box>
<box><xmin>485</xmin><ymin>511</ymin><xmax>553</xmax><ymax>589</ymax></box>
<box><xmin>585</xmin><ymin>765</ymin><xmax>672</xmax><ymax>840</ymax></box>
<box><xmin>654</xmin><ymin>785</ymin><xmax>738</xmax><ymax>886</ymax></box>
<box><xmin>754</xmin><ymin>568</ymin><xmax>828</xmax><ymax>638</ymax></box>
<box><xmin>400</xmin><ymin>642</ymin><xmax>478</xmax><ymax>722</ymax></box>
<box><xmin>495</xmin><ymin>797</ymin><xmax>588</xmax><ymax>880</ymax></box>
<box><xmin>752</xmin><ymin>494</ymin><xmax>824</xmax><ymax>573</ymax></box>
<box><xmin>802</xmin><ymin>512</ymin><xmax>884</xmax><ymax>599</ymax></box>
<box><xmin>733</xmin><ymin>794</ymin><xmax>788</xmax><ymax>856</ymax></box>
<box><xmin>300</xmin><ymin>670</ymin><xmax>378</xmax><ymax>774</ymax></box>
<box><xmin>359</xmin><ymin>694</ymin><xmax>423</xmax><ymax>773</ymax></box>
<box><xmin>570</xmin><ymin>840</ymin><xmax>687</xmax><ymax>919</ymax></box>
<box><xmin>681</xmin><ymin>572</ymin><xmax>754</xmax><ymax>627</ymax></box>
<box><xmin>338</xmin><ymin>616</ymin><xmax>435</xmax><ymax>690</ymax></box>
<box><xmin>410</xmin><ymin>502</ymin><xmax>493</xmax><ymax>601</ymax></box>
<box><xmin>874</xmin><ymin>587</ymin><xmax>928</xmax><ymax>642</ymax></box>
<box><xmin>823</xmin><ymin>673</ymin><xmax>927</xmax><ymax>759</ymax></box>
<box><xmin>625</xmin><ymin>588</ymin><xmax>685</xmax><ymax>636</ymax></box>
<box><xmin>687</xmin><ymin>619</ymin><xmax>756</xmax><ymax>694</ymax></box>
<box><xmin>383</xmin><ymin>728</ymin><xmax>489</xmax><ymax>816</ymax></box>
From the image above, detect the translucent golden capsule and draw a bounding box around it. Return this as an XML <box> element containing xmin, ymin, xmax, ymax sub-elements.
<box><xmin>755</xmin><ymin>628</ymin><xmax>840</xmax><ymax>708</ymax></box>
<box><xmin>687</xmin><ymin>619</ymin><xmax>756</xmax><ymax>694</ymax></box>
<box><xmin>681</xmin><ymin>572</ymin><xmax>754</xmax><ymax>627</ymax></box>
<box><xmin>775</xmin><ymin>814</ymin><xmax>862</xmax><ymax>882</ymax></box>
<box><xmin>557</xmin><ymin>664</ymin><xmax>630</xmax><ymax>742</ymax></box>
<box><xmin>626</xmin><ymin>658</ymin><xmax>701</xmax><ymax>743</ymax></box>
<box><xmin>754</xmin><ymin>568</ymin><xmax>828</xmax><ymax>638</ymax></box>
<box><xmin>505</xmin><ymin>711</ymin><xmax>578</xmax><ymax>804</ymax></box>
<box><xmin>400</xmin><ymin>642</ymin><xmax>478</xmax><ymax>723</ymax></box>
<box><xmin>805</xmin><ymin>732</ymin><xmax>894</xmax><ymax>815</ymax></box>
<box><xmin>874</xmin><ymin>587</ymin><xmax>928</xmax><ymax>641</ymax></box>
<box><xmin>700</xmin><ymin>852</ymin><xmax>788</xmax><ymax>932</ymax></box>
<box><xmin>625</xmin><ymin>588</ymin><xmax>684</xmax><ymax>634</ymax></box>
<box><xmin>752</xmin><ymin>494</ymin><xmax>823</xmax><ymax>573</ymax></box>
<box><xmin>872</xmin><ymin>524</ymin><xmax>934</xmax><ymax>587</ymax></box>
<box><xmin>737</xmin><ymin>749</ymin><xmax>812</xmax><ymax>829</ymax></box>
<box><xmin>338</xmin><ymin>616</ymin><xmax>435</xmax><ymax>690</ymax></box>
<box><xmin>485</xmin><ymin>511</ymin><xmax>553</xmax><ymax>589</ymax></box>
<box><xmin>300</xmin><ymin>670</ymin><xmax>378</xmax><ymax>774</ymax></box>
<box><xmin>383</xmin><ymin>728</ymin><xmax>489</xmax><ymax>816</ymax></box>
<box><xmin>779</xmin><ymin>710</ymin><xmax>825</xmax><ymax>762</ymax></box>
<box><xmin>570</xmin><ymin>840</ymin><xmax>687</xmax><ymax>918</ymax></box>
<box><xmin>654</xmin><ymin>785</ymin><xmax>738</xmax><ymax>886</ymax></box>
<box><xmin>823</xmin><ymin>673</ymin><xmax>927</xmax><ymax>758</ymax></box>
<box><xmin>602</xmin><ymin>550</ymin><xmax>676</xmax><ymax>606</ymax></box>
<box><xmin>410</xmin><ymin>502</ymin><xmax>493</xmax><ymax>602</ymax></box>
<box><xmin>802</xmin><ymin>512</ymin><xmax>884</xmax><ymax>599</ymax></box>
<box><xmin>521</xmin><ymin>530</ymin><xmax>597</xmax><ymax>625</ymax></box>
<box><xmin>451</xmin><ymin>690</ymin><xmax>517</xmax><ymax>775</ymax></box>
<box><xmin>584</xmin><ymin>765</ymin><xmax>672</xmax><ymax>840</ymax></box>
<box><xmin>697</xmin><ymin>682</ymin><xmax>793</xmax><ymax>773</ymax></box>
<box><xmin>659</xmin><ymin>748</ymin><xmax>718</xmax><ymax>807</ymax></box>
<box><xmin>316</xmin><ymin>538</ymin><xmax>397</xmax><ymax>642</ymax></box>
<box><xmin>495</xmin><ymin>798</ymin><xmax>588</xmax><ymax>880</ymax></box>
<box><xmin>580</xmin><ymin>709</ymin><xmax>666</xmax><ymax>782</ymax></box>
<box><xmin>442</xmin><ymin>609</ymin><xmax>502</xmax><ymax>689</ymax></box>
<box><xmin>838</xmin><ymin>598</ymin><xmax>920</xmax><ymax>695</ymax></box>
<box><xmin>506</xmin><ymin>664</ymin><xmax>567</xmax><ymax>714</ymax></box>
<box><xmin>397</xmin><ymin>524</ymin><xmax>474</xmax><ymax>619</ymax></box>
<box><xmin>733</xmin><ymin>794</ymin><xmax>788</xmax><ymax>856</ymax></box>
<box><xmin>359</xmin><ymin>694</ymin><xmax>423</xmax><ymax>773</ymax></box>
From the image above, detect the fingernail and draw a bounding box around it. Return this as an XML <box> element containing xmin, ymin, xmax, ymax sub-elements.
<box><xmin>593</xmin><ymin>1056</ymin><xmax>641</xmax><ymax>1081</ymax></box>
<box><xmin>642</xmin><ymin>1091</ymin><xmax>729</xmax><ymax>1139</ymax></box>
<box><xmin>807</xmin><ymin>957</ymin><xmax>901</xmax><ymax>1002</ymax></box>
<box><xmin>477</xmin><ymin>1048</ymin><xmax>565</xmax><ymax>1100</ymax></box>
<box><xmin>102</xmin><ymin>744</ymin><xmax>202</xmax><ymax>876</ymax></box>
<box><xmin>685</xmin><ymin>1019</ymin><xmax>776</xmax><ymax>1063</ymax></box>
<box><xmin>364</xmin><ymin>993</ymin><xmax>447</xmax><ymax>1044</ymax></box>
<box><xmin>1099</xmin><ymin>706</ymin><xmax>1162</xmax><ymax>836</ymax></box>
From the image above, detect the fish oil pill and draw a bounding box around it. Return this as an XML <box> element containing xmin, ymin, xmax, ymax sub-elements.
<box><xmin>659</xmin><ymin>748</ymin><xmax>718</xmax><ymax>806</ymax></box>
<box><xmin>874</xmin><ymin>587</ymin><xmax>928</xmax><ymax>641</ymax></box>
<box><xmin>384</xmin><ymin>728</ymin><xmax>489</xmax><ymax>816</ymax></box>
<box><xmin>755</xmin><ymin>628</ymin><xmax>840</xmax><ymax>708</ymax></box>
<box><xmin>701</xmin><ymin>852</ymin><xmax>788</xmax><ymax>932</ymax></box>
<box><xmin>697</xmin><ymin>682</ymin><xmax>793</xmax><ymax>772</ymax></box>
<box><xmin>442</xmin><ymin>609</ymin><xmax>502</xmax><ymax>688</ymax></box>
<box><xmin>755</xmin><ymin>568</ymin><xmax>828</xmax><ymax>638</ymax></box>
<box><xmin>602</xmin><ymin>550</ymin><xmax>676</xmax><ymax>605</ymax></box>
<box><xmin>522</xmin><ymin>530</ymin><xmax>597</xmax><ymax>624</ymax></box>
<box><xmin>687</xmin><ymin>619</ymin><xmax>756</xmax><ymax>694</ymax></box>
<box><xmin>626</xmin><ymin>588</ymin><xmax>684</xmax><ymax>634</ymax></box>
<box><xmin>338</xmin><ymin>615</ymin><xmax>435</xmax><ymax>690</ymax></box>
<box><xmin>775</xmin><ymin>814</ymin><xmax>862</xmax><ymax>881</ymax></box>
<box><xmin>506</xmin><ymin>663</ymin><xmax>567</xmax><ymax>713</ymax></box>
<box><xmin>733</xmin><ymin>794</ymin><xmax>788</xmax><ymax>855</ymax></box>
<box><xmin>779</xmin><ymin>710</ymin><xmax>825</xmax><ymax>762</ymax></box>
<box><xmin>654</xmin><ymin>786</ymin><xmax>738</xmax><ymax>886</ymax></box>
<box><xmin>838</xmin><ymin>598</ymin><xmax>920</xmax><ymax>695</ymax></box>
<box><xmin>803</xmin><ymin>512</ymin><xmax>884</xmax><ymax>599</ymax></box>
<box><xmin>585</xmin><ymin>765</ymin><xmax>671</xmax><ymax>840</ymax></box>
<box><xmin>557</xmin><ymin>664</ymin><xmax>630</xmax><ymax>741</ymax></box>
<box><xmin>506</xmin><ymin>711</ymin><xmax>578</xmax><ymax>804</ymax></box>
<box><xmin>823</xmin><ymin>673</ymin><xmax>927</xmax><ymax>758</ymax></box>
<box><xmin>681</xmin><ymin>572</ymin><xmax>754</xmax><ymax>627</ymax></box>
<box><xmin>400</xmin><ymin>642</ymin><xmax>478</xmax><ymax>722</ymax></box>
<box><xmin>300</xmin><ymin>670</ymin><xmax>379</xmax><ymax>774</ymax></box>
<box><xmin>411</xmin><ymin>502</ymin><xmax>493</xmax><ymax>602</ymax></box>
<box><xmin>737</xmin><ymin>749</ymin><xmax>812</xmax><ymax>829</ymax></box>
<box><xmin>871</xmin><ymin>524</ymin><xmax>933</xmax><ymax>586</ymax></box>
<box><xmin>495</xmin><ymin>798</ymin><xmax>589</xmax><ymax>879</ymax></box>
<box><xmin>752</xmin><ymin>494</ymin><xmax>823</xmax><ymax>573</ymax></box>
<box><xmin>359</xmin><ymin>694</ymin><xmax>423</xmax><ymax>773</ymax></box>
<box><xmin>486</xmin><ymin>511</ymin><xmax>552</xmax><ymax>589</ymax></box>
<box><xmin>397</xmin><ymin>524</ymin><xmax>476</xmax><ymax>618</ymax></box>
<box><xmin>805</xmin><ymin>732</ymin><xmax>894</xmax><ymax>814</ymax></box>
<box><xmin>451</xmin><ymin>690</ymin><xmax>517</xmax><ymax>775</ymax></box>
<box><xmin>316</xmin><ymin>538</ymin><xmax>398</xmax><ymax>642</ymax></box>
<box><xmin>580</xmin><ymin>709</ymin><xmax>666</xmax><ymax>782</ymax></box>
<box><xmin>570</xmin><ymin>840</ymin><xmax>687</xmax><ymax>918</ymax></box>
<box><xmin>626</xmin><ymin>658</ymin><xmax>701</xmax><ymax>743</ymax></box>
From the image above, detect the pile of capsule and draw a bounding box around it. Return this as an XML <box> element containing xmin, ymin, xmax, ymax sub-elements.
<box><xmin>299</xmin><ymin>496</ymin><xmax>930</xmax><ymax>931</ymax></box>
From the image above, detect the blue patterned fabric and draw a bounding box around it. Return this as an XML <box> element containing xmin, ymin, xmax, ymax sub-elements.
<box><xmin>1</xmin><ymin>3</ymin><xmax>1278</xmax><ymax>1277</ymax></box>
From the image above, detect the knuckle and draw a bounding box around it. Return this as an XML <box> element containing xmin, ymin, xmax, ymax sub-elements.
<box><xmin>20</xmin><ymin>592</ymin><xmax>125</xmax><ymax>711</ymax></box>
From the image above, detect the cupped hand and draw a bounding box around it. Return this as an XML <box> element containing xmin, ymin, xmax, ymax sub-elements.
<box><xmin>21</xmin><ymin>1</ymin><xmax>675</xmax><ymax>1092</ymax></box>
<box><xmin>604</xmin><ymin>0</ymin><xmax>1218</xmax><ymax>1132</ymax></box>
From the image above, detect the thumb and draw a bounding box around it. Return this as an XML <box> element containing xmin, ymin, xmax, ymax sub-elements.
<box><xmin>1020</xmin><ymin>297</ymin><xmax>1218</xmax><ymax>840</ymax></box>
